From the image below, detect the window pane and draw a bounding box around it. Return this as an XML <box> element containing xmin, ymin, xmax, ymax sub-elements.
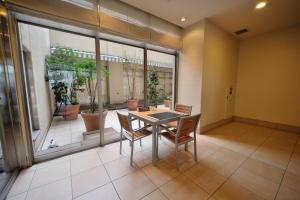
<box><xmin>147</xmin><ymin>50</ymin><xmax>175</xmax><ymax>108</ymax></box>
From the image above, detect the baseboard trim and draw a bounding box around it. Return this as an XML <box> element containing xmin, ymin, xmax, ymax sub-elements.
<box><xmin>234</xmin><ymin>116</ymin><xmax>300</xmax><ymax>133</ymax></box>
<box><xmin>200</xmin><ymin>117</ymin><xmax>234</xmax><ymax>134</ymax></box>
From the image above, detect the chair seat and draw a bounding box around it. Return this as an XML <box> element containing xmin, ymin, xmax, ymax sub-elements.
<box><xmin>161</xmin><ymin>130</ymin><xmax>193</xmax><ymax>144</ymax></box>
<box><xmin>124</xmin><ymin>128</ymin><xmax>152</xmax><ymax>141</ymax></box>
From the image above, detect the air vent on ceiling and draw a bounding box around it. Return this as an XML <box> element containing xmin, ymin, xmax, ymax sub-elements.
<box><xmin>234</xmin><ymin>29</ymin><xmax>249</xmax><ymax>35</ymax></box>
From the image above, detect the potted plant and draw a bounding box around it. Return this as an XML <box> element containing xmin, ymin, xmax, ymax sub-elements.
<box><xmin>164</xmin><ymin>95</ymin><xmax>172</xmax><ymax>108</ymax></box>
<box><xmin>46</xmin><ymin>46</ymin><xmax>81</xmax><ymax>120</ymax></box>
<box><xmin>124</xmin><ymin>61</ymin><xmax>138</xmax><ymax>110</ymax></box>
<box><xmin>148</xmin><ymin>69</ymin><xmax>159</xmax><ymax>108</ymax></box>
<box><xmin>74</xmin><ymin>58</ymin><xmax>108</xmax><ymax>132</ymax></box>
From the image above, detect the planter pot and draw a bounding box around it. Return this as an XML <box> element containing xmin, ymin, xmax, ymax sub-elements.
<box><xmin>81</xmin><ymin>110</ymin><xmax>108</xmax><ymax>132</ymax></box>
<box><xmin>164</xmin><ymin>100</ymin><xmax>172</xmax><ymax>108</ymax></box>
<box><xmin>127</xmin><ymin>99</ymin><xmax>138</xmax><ymax>111</ymax></box>
<box><xmin>63</xmin><ymin>104</ymin><xmax>80</xmax><ymax>120</ymax></box>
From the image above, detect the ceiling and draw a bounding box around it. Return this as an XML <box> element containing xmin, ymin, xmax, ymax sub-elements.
<box><xmin>120</xmin><ymin>0</ymin><xmax>300</xmax><ymax>39</ymax></box>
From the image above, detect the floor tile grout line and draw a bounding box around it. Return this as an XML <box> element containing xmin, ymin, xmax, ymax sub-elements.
<box><xmin>96</xmin><ymin>148</ymin><xmax>122</xmax><ymax>200</ymax></box>
<box><xmin>273</xmin><ymin>133</ymin><xmax>299</xmax><ymax>200</ymax></box>
<box><xmin>70</xmin><ymin>157</ymin><xmax>74</xmax><ymax>200</ymax></box>
<box><xmin>206</xmin><ymin>126</ymin><xmax>275</xmax><ymax>199</ymax></box>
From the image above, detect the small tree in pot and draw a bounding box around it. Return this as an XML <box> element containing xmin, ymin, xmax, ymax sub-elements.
<box><xmin>148</xmin><ymin>69</ymin><xmax>159</xmax><ymax>108</ymax></box>
<box><xmin>74</xmin><ymin>58</ymin><xmax>108</xmax><ymax>132</ymax></box>
<box><xmin>124</xmin><ymin>60</ymin><xmax>139</xmax><ymax>110</ymax></box>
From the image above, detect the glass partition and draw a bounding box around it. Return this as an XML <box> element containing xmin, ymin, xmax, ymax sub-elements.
<box><xmin>18</xmin><ymin>22</ymin><xmax>100</xmax><ymax>156</ymax></box>
<box><xmin>147</xmin><ymin>50</ymin><xmax>176</xmax><ymax>109</ymax></box>
<box><xmin>100</xmin><ymin>40</ymin><xmax>144</xmax><ymax>143</ymax></box>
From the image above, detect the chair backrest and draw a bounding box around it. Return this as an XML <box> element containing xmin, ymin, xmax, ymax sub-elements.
<box><xmin>177</xmin><ymin>114</ymin><xmax>201</xmax><ymax>137</ymax></box>
<box><xmin>117</xmin><ymin>112</ymin><xmax>132</xmax><ymax>132</ymax></box>
<box><xmin>175</xmin><ymin>104</ymin><xmax>192</xmax><ymax>115</ymax></box>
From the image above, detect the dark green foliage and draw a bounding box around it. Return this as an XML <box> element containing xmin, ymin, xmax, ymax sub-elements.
<box><xmin>148</xmin><ymin>69</ymin><xmax>159</xmax><ymax>107</ymax></box>
<box><xmin>51</xmin><ymin>82</ymin><xmax>68</xmax><ymax>105</ymax></box>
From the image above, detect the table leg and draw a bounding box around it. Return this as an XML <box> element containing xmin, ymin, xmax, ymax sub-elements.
<box><xmin>152</xmin><ymin>124</ymin><xmax>158</xmax><ymax>164</ymax></box>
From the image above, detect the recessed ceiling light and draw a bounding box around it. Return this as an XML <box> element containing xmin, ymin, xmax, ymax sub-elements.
<box><xmin>180</xmin><ymin>17</ymin><xmax>186</xmax><ymax>22</ymax></box>
<box><xmin>256</xmin><ymin>1</ymin><xmax>267</xmax><ymax>9</ymax></box>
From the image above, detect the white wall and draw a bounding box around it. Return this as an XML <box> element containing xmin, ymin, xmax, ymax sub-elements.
<box><xmin>178</xmin><ymin>20</ymin><xmax>205</xmax><ymax>115</ymax></box>
<box><xmin>19</xmin><ymin>24</ymin><xmax>52</xmax><ymax>142</ymax></box>
<box><xmin>235</xmin><ymin>24</ymin><xmax>300</xmax><ymax>126</ymax></box>
<box><xmin>201</xmin><ymin>21</ymin><xmax>239</xmax><ymax>126</ymax></box>
<box><xmin>108</xmin><ymin>62</ymin><xmax>125</xmax><ymax>103</ymax></box>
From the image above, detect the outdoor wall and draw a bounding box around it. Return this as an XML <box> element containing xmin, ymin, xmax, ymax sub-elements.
<box><xmin>235</xmin><ymin>24</ymin><xmax>300</xmax><ymax>126</ymax></box>
<box><xmin>201</xmin><ymin>21</ymin><xmax>239</xmax><ymax>127</ymax></box>
<box><xmin>50</xmin><ymin>30</ymin><xmax>95</xmax><ymax>52</ymax></box>
<box><xmin>108</xmin><ymin>62</ymin><xmax>126</xmax><ymax>104</ymax></box>
<box><xmin>19</xmin><ymin>24</ymin><xmax>52</xmax><ymax>142</ymax></box>
<box><xmin>178</xmin><ymin>20</ymin><xmax>205</xmax><ymax>115</ymax></box>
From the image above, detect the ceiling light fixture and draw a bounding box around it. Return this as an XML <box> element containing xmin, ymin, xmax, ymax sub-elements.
<box><xmin>180</xmin><ymin>17</ymin><xmax>186</xmax><ymax>22</ymax></box>
<box><xmin>256</xmin><ymin>1</ymin><xmax>267</xmax><ymax>9</ymax></box>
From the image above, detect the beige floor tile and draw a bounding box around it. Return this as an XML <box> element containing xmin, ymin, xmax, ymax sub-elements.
<box><xmin>26</xmin><ymin>178</ymin><xmax>72</xmax><ymax>200</ymax></box>
<box><xmin>8</xmin><ymin>171</ymin><xmax>34</xmax><ymax>197</ymax></box>
<box><xmin>7</xmin><ymin>192</ymin><xmax>27</xmax><ymax>200</ymax></box>
<box><xmin>188</xmin><ymin>140</ymin><xmax>221</xmax><ymax>160</ymax></box>
<box><xmin>184</xmin><ymin>164</ymin><xmax>226</xmax><ymax>194</ymax></box>
<box><xmin>251</xmin><ymin>147</ymin><xmax>291</xmax><ymax>169</ymax></box>
<box><xmin>141</xmin><ymin>189</ymin><xmax>168</xmax><ymax>200</ymax></box>
<box><xmin>262</xmin><ymin>137</ymin><xmax>295</xmax><ymax>153</ymax></box>
<box><xmin>276</xmin><ymin>185</ymin><xmax>300</xmax><ymax>200</ymax></box>
<box><xmin>74</xmin><ymin>183</ymin><xmax>119</xmax><ymax>200</ymax></box>
<box><xmin>132</xmin><ymin>148</ymin><xmax>153</xmax><ymax>168</ymax></box>
<box><xmin>287</xmin><ymin>160</ymin><xmax>300</xmax><ymax>176</ymax></box>
<box><xmin>72</xmin><ymin>165</ymin><xmax>110</xmax><ymax>198</ymax></box>
<box><xmin>282</xmin><ymin>171</ymin><xmax>300</xmax><ymax>192</ymax></box>
<box><xmin>30</xmin><ymin>162</ymin><xmax>70</xmax><ymax>189</ymax></box>
<box><xmin>200</xmin><ymin>148</ymin><xmax>247</xmax><ymax>177</ymax></box>
<box><xmin>104</xmin><ymin>156</ymin><xmax>138</xmax><ymax>180</ymax></box>
<box><xmin>97</xmin><ymin>147</ymin><xmax>127</xmax><ymax>163</ymax></box>
<box><xmin>70</xmin><ymin>153</ymin><xmax>102</xmax><ymax>175</ymax></box>
<box><xmin>160</xmin><ymin>175</ymin><xmax>209</xmax><ymax>200</ymax></box>
<box><xmin>36</xmin><ymin>156</ymin><xmax>70</xmax><ymax>170</ymax></box>
<box><xmin>230</xmin><ymin>168</ymin><xmax>280</xmax><ymax>200</ymax></box>
<box><xmin>213</xmin><ymin>179</ymin><xmax>265</xmax><ymax>200</ymax></box>
<box><xmin>241</xmin><ymin>158</ymin><xmax>285</xmax><ymax>183</ymax></box>
<box><xmin>142</xmin><ymin>161</ymin><xmax>179</xmax><ymax>187</ymax></box>
<box><xmin>113</xmin><ymin>171</ymin><xmax>156</xmax><ymax>200</ymax></box>
<box><xmin>70</xmin><ymin>149</ymin><xmax>98</xmax><ymax>160</ymax></box>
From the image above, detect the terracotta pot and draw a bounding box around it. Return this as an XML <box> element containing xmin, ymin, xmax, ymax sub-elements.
<box><xmin>164</xmin><ymin>100</ymin><xmax>172</xmax><ymax>108</ymax></box>
<box><xmin>81</xmin><ymin>110</ymin><xmax>108</xmax><ymax>132</ymax></box>
<box><xmin>63</xmin><ymin>104</ymin><xmax>80</xmax><ymax>120</ymax></box>
<box><xmin>127</xmin><ymin>99</ymin><xmax>138</xmax><ymax>111</ymax></box>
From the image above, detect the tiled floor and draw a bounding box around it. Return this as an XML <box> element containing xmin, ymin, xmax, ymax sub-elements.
<box><xmin>42</xmin><ymin>109</ymin><xmax>142</xmax><ymax>150</ymax></box>
<box><xmin>42</xmin><ymin>105</ymin><xmax>169</xmax><ymax>150</ymax></box>
<box><xmin>9</xmin><ymin>122</ymin><xmax>300</xmax><ymax>200</ymax></box>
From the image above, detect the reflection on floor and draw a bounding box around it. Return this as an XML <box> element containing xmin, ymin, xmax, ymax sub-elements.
<box><xmin>8</xmin><ymin>122</ymin><xmax>300</xmax><ymax>200</ymax></box>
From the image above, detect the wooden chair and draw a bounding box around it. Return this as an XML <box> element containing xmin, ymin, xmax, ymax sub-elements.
<box><xmin>117</xmin><ymin>112</ymin><xmax>152</xmax><ymax>166</ymax></box>
<box><xmin>160</xmin><ymin>113</ymin><xmax>201</xmax><ymax>170</ymax></box>
<box><xmin>164</xmin><ymin>104</ymin><xmax>192</xmax><ymax>128</ymax></box>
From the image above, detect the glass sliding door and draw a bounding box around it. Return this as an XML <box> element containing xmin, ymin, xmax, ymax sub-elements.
<box><xmin>17</xmin><ymin>22</ymin><xmax>101</xmax><ymax>159</ymax></box>
<box><xmin>99</xmin><ymin>40</ymin><xmax>144</xmax><ymax>144</ymax></box>
<box><xmin>147</xmin><ymin>50</ymin><xmax>176</xmax><ymax>109</ymax></box>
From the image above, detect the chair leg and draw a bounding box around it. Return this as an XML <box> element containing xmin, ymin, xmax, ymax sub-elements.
<box><xmin>138</xmin><ymin>120</ymin><xmax>141</xmax><ymax>128</ymax></box>
<box><xmin>175</xmin><ymin>145</ymin><xmax>179</xmax><ymax>170</ymax></box>
<box><xmin>120</xmin><ymin>131</ymin><xmax>123</xmax><ymax>155</ymax></box>
<box><xmin>194</xmin><ymin>138</ymin><xmax>197</xmax><ymax>162</ymax></box>
<box><xmin>139</xmin><ymin>138</ymin><xmax>142</xmax><ymax>146</ymax></box>
<box><xmin>184</xmin><ymin>143</ymin><xmax>188</xmax><ymax>151</ymax></box>
<box><xmin>130</xmin><ymin>140</ymin><xmax>134</xmax><ymax>166</ymax></box>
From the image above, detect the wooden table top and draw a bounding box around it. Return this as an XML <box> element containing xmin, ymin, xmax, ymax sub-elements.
<box><xmin>129</xmin><ymin>108</ymin><xmax>185</xmax><ymax>124</ymax></box>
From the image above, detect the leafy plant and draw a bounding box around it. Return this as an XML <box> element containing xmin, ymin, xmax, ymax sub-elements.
<box><xmin>45</xmin><ymin>46</ymin><xmax>76</xmax><ymax>70</ymax></box>
<box><xmin>148</xmin><ymin>69</ymin><xmax>159</xmax><ymax>107</ymax></box>
<box><xmin>51</xmin><ymin>82</ymin><xmax>68</xmax><ymax>115</ymax></box>
<box><xmin>74</xmin><ymin>58</ymin><xmax>108</xmax><ymax>113</ymax></box>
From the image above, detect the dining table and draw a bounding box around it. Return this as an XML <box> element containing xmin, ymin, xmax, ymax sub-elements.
<box><xmin>128</xmin><ymin>108</ymin><xmax>186</xmax><ymax>164</ymax></box>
